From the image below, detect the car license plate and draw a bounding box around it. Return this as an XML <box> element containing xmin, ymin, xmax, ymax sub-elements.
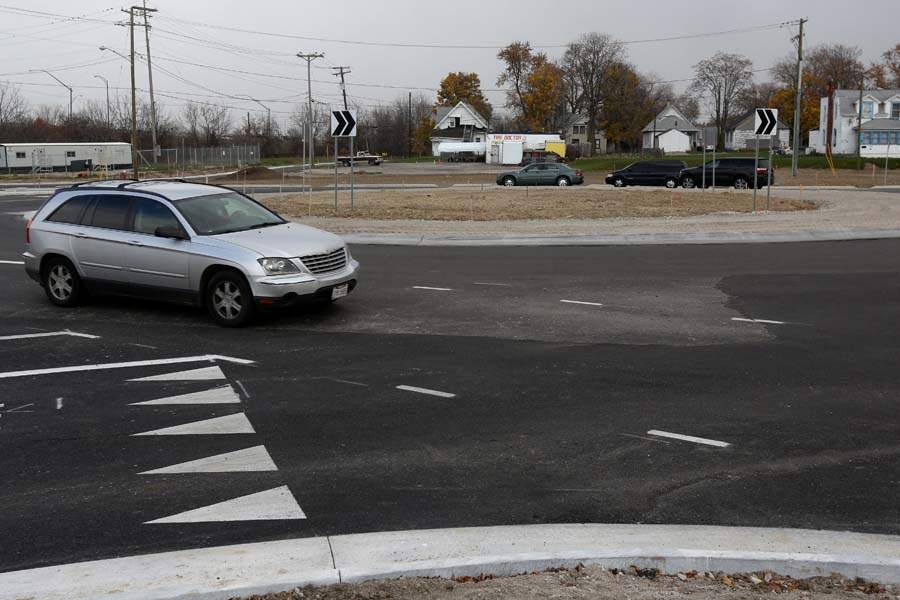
<box><xmin>331</xmin><ymin>283</ymin><xmax>349</xmax><ymax>300</ymax></box>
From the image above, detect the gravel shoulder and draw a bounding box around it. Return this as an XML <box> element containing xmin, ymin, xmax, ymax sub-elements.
<box><xmin>238</xmin><ymin>566</ymin><xmax>898</xmax><ymax>600</ymax></box>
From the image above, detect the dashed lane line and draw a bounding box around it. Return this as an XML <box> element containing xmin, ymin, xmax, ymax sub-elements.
<box><xmin>731</xmin><ymin>317</ymin><xmax>787</xmax><ymax>325</ymax></box>
<box><xmin>0</xmin><ymin>355</ymin><xmax>254</xmax><ymax>380</ymax></box>
<box><xmin>0</xmin><ymin>260</ymin><xmax>25</xmax><ymax>265</ymax></box>
<box><xmin>0</xmin><ymin>330</ymin><xmax>100</xmax><ymax>341</ymax></box>
<box><xmin>412</xmin><ymin>286</ymin><xmax>453</xmax><ymax>291</ymax></box>
<box><xmin>560</xmin><ymin>299</ymin><xmax>604</xmax><ymax>307</ymax></box>
<box><xmin>396</xmin><ymin>385</ymin><xmax>456</xmax><ymax>398</ymax></box>
<box><xmin>646</xmin><ymin>429</ymin><xmax>731</xmax><ymax>448</ymax></box>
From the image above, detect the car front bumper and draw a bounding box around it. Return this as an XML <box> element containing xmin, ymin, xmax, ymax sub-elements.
<box><xmin>249</xmin><ymin>258</ymin><xmax>360</xmax><ymax>303</ymax></box>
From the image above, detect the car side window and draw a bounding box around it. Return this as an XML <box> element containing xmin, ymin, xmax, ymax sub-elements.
<box><xmin>46</xmin><ymin>195</ymin><xmax>93</xmax><ymax>225</ymax></box>
<box><xmin>89</xmin><ymin>195</ymin><xmax>132</xmax><ymax>231</ymax></box>
<box><xmin>132</xmin><ymin>197</ymin><xmax>182</xmax><ymax>235</ymax></box>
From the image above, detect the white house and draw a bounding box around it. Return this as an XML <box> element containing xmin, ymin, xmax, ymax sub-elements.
<box><xmin>808</xmin><ymin>88</ymin><xmax>900</xmax><ymax>158</ymax></box>
<box><xmin>642</xmin><ymin>105</ymin><xmax>700</xmax><ymax>153</ymax></box>
<box><xmin>725</xmin><ymin>110</ymin><xmax>790</xmax><ymax>150</ymax></box>
<box><xmin>430</xmin><ymin>101</ymin><xmax>489</xmax><ymax>156</ymax></box>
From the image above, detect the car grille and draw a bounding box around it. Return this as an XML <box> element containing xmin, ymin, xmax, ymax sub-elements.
<box><xmin>299</xmin><ymin>248</ymin><xmax>347</xmax><ymax>274</ymax></box>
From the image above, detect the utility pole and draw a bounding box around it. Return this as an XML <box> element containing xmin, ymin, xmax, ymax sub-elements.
<box><xmin>333</xmin><ymin>66</ymin><xmax>354</xmax><ymax>208</ymax></box>
<box><xmin>791</xmin><ymin>17</ymin><xmax>806</xmax><ymax>177</ymax></box>
<box><xmin>93</xmin><ymin>75</ymin><xmax>110</xmax><ymax>128</ymax></box>
<box><xmin>297</xmin><ymin>52</ymin><xmax>324</xmax><ymax>206</ymax></box>
<box><xmin>135</xmin><ymin>2</ymin><xmax>159</xmax><ymax>160</ymax></box>
<box><xmin>407</xmin><ymin>91</ymin><xmax>412</xmax><ymax>158</ymax></box>
<box><xmin>126</xmin><ymin>7</ymin><xmax>139</xmax><ymax>179</ymax></box>
<box><xmin>857</xmin><ymin>81</ymin><xmax>865</xmax><ymax>170</ymax></box>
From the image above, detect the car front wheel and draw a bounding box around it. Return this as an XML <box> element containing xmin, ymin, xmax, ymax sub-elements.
<box><xmin>42</xmin><ymin>257</ymin><xmax>83</xmax><ymax>307</ymax></box>
<box><xmin>665</xmin><ymin>177</ymin><xmax>677</xmax><ymax>188</ymax></box>
<box><xmin>206</xmin><ymin>271</ymin><xmax>254</xmax><ymax>327</ymax></box>
<box><xmin>612</xmin><ymin>177</ymin><xmax>625</xmax><ymax>188</ymax></box>
<box><xmin>501</xmin><ymin>176</ymin><xmax>516</xmax><ymax>187</ymax></box>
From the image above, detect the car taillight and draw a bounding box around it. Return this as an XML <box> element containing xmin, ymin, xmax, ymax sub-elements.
<box><xmin>575</xmin><ymin>170</ymin><xmax>583</xmax><ymax>176</ymax></box>
<box><xmin>25</xmin><ymin>219</ymin><xmax>31</xmax><ymax>244</ymax></box>
<box><xmin>756</xmin><ymin>167</ymin><xmax>767</xmax><ymax>174</ymax></box>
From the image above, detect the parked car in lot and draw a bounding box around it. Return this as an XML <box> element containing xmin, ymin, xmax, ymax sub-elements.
<box><xmin>497</xmin><ymin>163</ymin><xmax>584</xmax><ymax>187</ymax></box>
<box><xmin>605</xmin><ymin>160</ymin><xmax>687</xmax><ymax>188</ymax></box>
<box><xmin>678</xmin><ymin>158</ymin><xmax>774</xmax><ymax>189</ymax></box>
<box><xmin>22</xmin><ymin>180</ymin><xmax>359</xmax><ymax>327</ymax></box>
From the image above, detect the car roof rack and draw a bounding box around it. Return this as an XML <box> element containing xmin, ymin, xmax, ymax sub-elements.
<box><xmin>70</xmin><ymin>178</ymin><xmax>137</xmax><ymax>188</ymax></box>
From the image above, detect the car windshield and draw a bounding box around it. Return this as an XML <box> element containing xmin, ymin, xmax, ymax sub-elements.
<box><xmin>173</xmin><ymin>192</ymin><xmax>284</xmax><ymax>235</ymax></box>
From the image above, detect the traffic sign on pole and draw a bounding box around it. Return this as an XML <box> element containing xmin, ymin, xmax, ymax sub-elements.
<box><xmin>331</xmin><ymin>110</ymin><xmax>357</xmax><ymax>137</ymax></box>
<box><xmin>754</xmin><ymin>108</ymin><xmax>778</xmax><ymax>136</ymax></box>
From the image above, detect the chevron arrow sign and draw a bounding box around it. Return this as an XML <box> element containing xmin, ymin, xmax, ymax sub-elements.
<box><xmin>754</xmin><ymin>108</ymin><xmax>778</xmax><ymax>136</ymax></box>
<box><xmin>331</xmin><ymin>109</ymin><xmax>357</xmax><ymax>137</ymax></box>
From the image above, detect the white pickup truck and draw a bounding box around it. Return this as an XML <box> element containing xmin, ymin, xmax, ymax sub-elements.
<box><xmin>338</xmin><ymin>151</ymin><xmax>382</xmax><ymax>166</ymax></box>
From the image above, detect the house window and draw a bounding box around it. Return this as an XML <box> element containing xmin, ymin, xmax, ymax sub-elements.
<box><xmin>15</xmin><ymin>152</ymin><xmax>26</xmax><ymax>159</ymax></box>
<box><xmin>892</xmin><ymin>103</ymin><xmax>900</xmax><ymax>120</ymax></box>
<box><xmin>66</xmin><ymin>151</ymin><xmax>76</xmax><ymax>158</ymax></box>
<box><xmin>862</xmin><ymin>101</ymin><xmax>874</xmax><ymax>119</ymax></box>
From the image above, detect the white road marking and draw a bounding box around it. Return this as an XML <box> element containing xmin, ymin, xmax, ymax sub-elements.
<box><xmin>0</xmin><ymin>355</ymin><xmax>253</xmax><ymax>380</ymax></box>
<box><xmin>144</xmin><ymin>485</ymin><xmax>305</xmax><ymax>524</ymax></box>
<box><xmin>4</xmin><ymin>403</ymin><xmax>35</xmax><ymax>413</ymax></box>
<box><xmin>646</xmin><ymin>429</ymin><xmax>731</xmax><ymax>448</ymax></box>
<box><xmin>0</xmin><ymin>260</ymin><xmax>25</xmax><ymax>265</ymax></box>
<box><xmin>128</xmin><ymin>343</ymin><xmax>159</xmax><ymax>350</ymax></box>
<box><xmin>235</xmin><ymin>380</ymin><xmax>251</xmax><ymax>399</ymax></box>
<box><xmin>472</xmin><ymin>282</ymin><xmax>511</xmax><ymax>287</ymax></box>
<box><xmin>132</xmin><ymin>413</ymin><xmax>256</xmax><ymax>436</ymax></box>
<box><xmin>621</xmin><ymin>432</ymin><xmax>672</xmax><ymax>445</ymax></box>
<box><xmin>311</xmin><ymin>376</ymin><xmax>369</xmax><ymax>387</ymax></box>
<box><xmin>412</xmin><ymin>286</ymin><xmax>453</xmax><ymax>291</ymax></box>
<box><xmin>128</xmin><ymin>365</ymin><xmax>226</xmax><ymax>382</ymax></box>
<box><xmin>732</xmin><ymin>317</ymin><xmax>787</xmax><ymax>325</ymax></box>
<box><xmin>55</xmin><ymin>398</ymin><xmax>63</xmax><ymax>410</ymax></box>
<box><xmin>130</xmin><ymin>385</ymin><xmax>240</xmax><ymax>405</ymax></box>
<box><xmin>396</xmin><ymin>385</ymin><xmax>456</xmax><ymax>398</ymax></box>
<box><xmin>560</xmin><ymin>299</ymin><xmax>604</xmax><ymax>307</ymax></box>
<box><xmin>0</xmin><ymin>330</ymin><xmax>99</xmax><ymax>341</ymax></box>
<box><xmin>139</xmin><ymin>445</ymin><xmax>277</xmax><ymax>474</ymax></box>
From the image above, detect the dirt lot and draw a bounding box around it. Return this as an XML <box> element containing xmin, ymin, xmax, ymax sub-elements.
<box><xmin>236</xmin><ymin>566</ymin><xmax>897</xmax><ymax>599</ymax></box>
<box><xmin>262</xmin><ymin>187</ymin><xmax>814</xmax><ymax>221</ymax></box>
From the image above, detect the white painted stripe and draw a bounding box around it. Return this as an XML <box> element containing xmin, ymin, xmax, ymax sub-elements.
<box><xmin>412</xmin><ymin>286</ymin><xmax>453</xmax><ymax>291</ymax></box>
<box><xmin>0</xmin><ymin>260</ymin><xmax>25</xmax><ymax>265</ymax></box>
<box><xmin>0</xmin><ymin>330</ymin><xmax>99</xmax><ymax>341</ymax></box>
<box><xmin>732</xmin><ymin>317</ymin><xmax>787</xmax><ymax>325</ymax></box>
<box><xmin>130</xmin><ymin>385</ymin><xmax>240</xmax><ymax>405</ymax></box>
<box><xmin>646</xmin><ymin>429</ymin><xmax>731</xmax><ymax>448</ymax></box>
<box><xmin>0</xmin><ymin>354</ymin><xmax>254</xmax><ymax>380</ymax></box>
<box><xmin>55</xmin><ymin>398</ymin><xmax>63</xmax><ymax>410</ymax></box>
<box><xmin>560</xmin><ymin>299</ymin><xmax>604</xmax><ymax>307</ymax></box>
<box><xmin>396</xmin><ymin>385</ymin><xmax>456</xmax><ymax>398</ymax></box>
<box><xmin>145</xmin><ymin>485</ymin><xmax>306</xmax><ymax>523</ymax></box>
<box><xmin>472</xmin><ymin>282</ymin><xmax>511</xmax><ymax>287</ymax></box>
<box><xmin>129</xmin><ymin>365</ymin><xmax>226</xmax><ymax>382</ymax></box>
<box><xmin>132</xmin><ymin>413</ymin><xmax>256</xmax><ymax>436</ymax></box>
<box><xmin>139</xmin><ymin>445</ymin><xmax>277</xmax><ymax>474</ymax></box>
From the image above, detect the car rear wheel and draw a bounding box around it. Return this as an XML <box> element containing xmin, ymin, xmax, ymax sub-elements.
<box><xmin>681</xmin><ymin>176</ymin><xmax>696</xmax><ymax>189</ymax></box>
<box><xmin>42</xmin><ymin>257</ymin><xmax>83</xmax><ymax>307</ymax></box>
<box><xmin>612</xmin><ymin>177</ymin><xmax>625</xmax><ymax>188</ymax></box>
<box><xmin>502</xmin><ymin>176</ymin><xmax>516</xmax><ymax>187</ymax></box>
<box><xmin>556</xmin><ymin>176</ymin><xmax>570</xmax><ymax>187</ymax></box>
<box><xmin>665</xmin><ymin>177</ymin><xmax>677</xmax><ymax>188</ymax></box>
<box><xmin>206</xmin><ymin>271</ymin><xmax>254</xmax><ymax>327</ymax></box>
<box><xmin>734</xmin><ymin>177</ymin><xmax>749</xmax><ymax>190</ymax></box>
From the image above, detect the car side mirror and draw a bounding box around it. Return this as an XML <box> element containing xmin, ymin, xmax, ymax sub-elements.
<box><xmin>155</xmin><ymin>225</ymin><xmax>189</xmax><ymax>240</ymax></box>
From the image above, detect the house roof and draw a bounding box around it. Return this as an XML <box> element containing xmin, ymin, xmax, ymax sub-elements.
<box><xmin>643</xmin><ymin>115</ymin><xmax>699</xmax><ymax>133</ymax></box>
<box><xmin>857</xmin><ymin>119</ymin><xmax>900</xmax><ymax>131</ymax></box>
<box><xmin>727</xmin><ymin>110</ymin><xmax>789</xmax><ymax>132</ymax></box>
<box><xmin>434</xmin><ymin>106</ymin><xmax>452</xmax><ymax>123</ymax></box>
<box><xmin>834</xmin><ymin>89</ymin><xmax>900</xmax><ymax>116</ymax></box>
<box><xmin>434</xmin><ymin>101</ymin><xmax>489</xmax><ymax>130</ymax></box>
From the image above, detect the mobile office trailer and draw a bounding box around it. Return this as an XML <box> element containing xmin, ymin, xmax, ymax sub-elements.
<box><xmin>485</xmin><ymin>134</ymin><xmax>564</xmax><ymax>165</ymax></box>
<box><xmin>0</xmin><ymin>142</ymin><xmax>132</xmax><ymax>173</ymax></box>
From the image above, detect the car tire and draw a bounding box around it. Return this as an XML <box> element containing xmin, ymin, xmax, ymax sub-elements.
<box><xmin>681</xmin><ymin>176</ymin><xmax>696</xmax><ymax>189</ymax></box>
<box><xmin>502</xmin><ymin>176</ymin><xmax>516</xmax><ymax>187</ymax></box>
<box><xmin>42</xmin><ymin>257</ymin><xmax>84</xmax><ymax>307</ymax></box>
<box><xmin>612</xmin><ymin>177</ymin><xmax>625</xmax><ymax>188</ymax></box>
<box><xmin>665</xmin><ymin>177</ymin><xmax>677</xmax><ymax>189</ymax></box>
<box><xmin>734</xmin><ymin>176</ymin><xmax>749</xmax><ymax>190</ymax></box>
<box><xmin>556</xmin><ymin>176</ymin><xmax>570</xmax><ymax>187</ymax></box>
<box><xmin>206</xmin><ymin>270</ymin><xmax>254</xmax><ymax>327</ymax></box>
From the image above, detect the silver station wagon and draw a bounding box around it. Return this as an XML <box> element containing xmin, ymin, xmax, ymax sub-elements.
<box><xmin>22</xmin><ymin>180</ymin><xmax>359</xmax><ymax>326</ymax></box>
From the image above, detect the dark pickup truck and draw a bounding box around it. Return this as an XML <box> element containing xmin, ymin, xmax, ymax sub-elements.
<box><xmin>679</xmin><ymin>158</ymin><xmax>774</xmax><ymax>189</ymax></box>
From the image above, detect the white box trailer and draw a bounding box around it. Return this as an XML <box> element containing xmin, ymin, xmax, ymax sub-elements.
<box><xmin>0</xmin><ymin>142</ymin><xmax>132</xmax><ymax>173</ymax></box>
<box><xmin>485</xmin><ymin>133</ymin><xmax>563</xmax><ymax>165</ymax></box>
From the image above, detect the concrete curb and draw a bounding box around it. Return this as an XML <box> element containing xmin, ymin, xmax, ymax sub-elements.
<box><xmin>341</xmin><ymin>228</ymin><xmax>900</xmax><ymax>247</ymax></box>
<box><xmin>2</xmin><ymin>524</ymin><xmax>899</xmax><ymax>600</ymax></box>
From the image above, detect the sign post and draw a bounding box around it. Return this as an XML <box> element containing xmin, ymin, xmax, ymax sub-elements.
<box><xmin>754</xmin><ymin>108</ymin><xmax>778</xmax><ymax>212</ymax></box>
<box><xmin>330</xmin><ymin>109</ymin><xmax>358</xmax><ymax>211</ymax></box>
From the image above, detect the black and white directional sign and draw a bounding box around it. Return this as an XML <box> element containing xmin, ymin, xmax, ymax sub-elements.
<box><xmin>331</xmin><ymin>110</ymin><xmax>357</xmax><ymax>137</ymax></box>
<box><xmin>754</xmin><ymin>108</ymin><xmax>779</xmax><ymax>135</ymax></box>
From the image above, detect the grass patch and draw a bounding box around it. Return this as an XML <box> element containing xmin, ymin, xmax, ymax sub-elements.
<box><xmin>571</xmin><ymin>153</ymin><xmax>900</xmax><ymax>172</ymax></box>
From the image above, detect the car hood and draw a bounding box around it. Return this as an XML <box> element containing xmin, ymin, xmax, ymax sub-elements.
<box><xmin>212</xmin><ymin>222</ymin><xmax>344</xmax><ymax>258</ymax></box>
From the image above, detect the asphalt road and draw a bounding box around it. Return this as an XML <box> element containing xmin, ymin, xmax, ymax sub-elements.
<box><xmin>1</xmin><ymin>194</ymin><xmax>898</xmax><ymax>574</ymax></box>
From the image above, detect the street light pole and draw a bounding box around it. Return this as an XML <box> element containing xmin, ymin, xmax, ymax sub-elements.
<box><xmin>99</xmin><ymin>42</ymin><xmax>138</xmax><ymax>179</ymax></box>
<box><xmin>93</xmin><ymin>75</ymin><xmax>110</xmax><ymax>128</ymax></box>
<box><xmin>31</xmin><ymin>69</ymin><xmax>73</xmax><ymax>119</ymax></box>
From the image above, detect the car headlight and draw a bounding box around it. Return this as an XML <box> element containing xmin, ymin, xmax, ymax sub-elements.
<box><xmin>258</xmin><ymin>257</ymin><xmax>300</xmax><ymax>275</ymax></box>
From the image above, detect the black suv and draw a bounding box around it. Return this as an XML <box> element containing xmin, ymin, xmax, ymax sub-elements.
<box><xmin>605</xmin><ymin>160</ymin><xmax>687</xmax><ymax>188</ymax></box>
<box><xmin>678</xmin><ymin>158</ymin><xmax>774</xmax><ymax>189</ymax></box>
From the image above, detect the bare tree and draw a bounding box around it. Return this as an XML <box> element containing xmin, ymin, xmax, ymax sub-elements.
<box><xmin>0</xmin><ymin>82</ymin><xmax>29</xmax><ymax>130</ymax></box>
<box><xmin>562</xmin><ymin>32</ymin><xmax>624</xmax><ymax>156</ymax></box>
<box><xmin>690</xmin><ymin>52</ymin><xmax>754</xmax><ymax>150</ymax></box>
<box><xmin>735</xmin><ymin>81</ymin><xmax>780</xmax><ymax>116</ymax></box>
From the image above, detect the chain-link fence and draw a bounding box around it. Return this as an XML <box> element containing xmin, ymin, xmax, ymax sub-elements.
<box><xmin>137</xmin><ymin>144</ymin><xmax>261</xmax><ymax>170</ymax></box>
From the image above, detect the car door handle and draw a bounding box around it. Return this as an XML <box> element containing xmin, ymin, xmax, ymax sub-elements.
<box><xmin>127</xmin><ymin>240</ymin><xmax>144</xmax><ymax>247</ymax></box>
<box><xmin>74</xmin><ymin>232</ymin><xmax>88</xmax><ymax>238</ymax></box>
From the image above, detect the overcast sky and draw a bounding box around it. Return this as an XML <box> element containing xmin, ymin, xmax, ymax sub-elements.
<box><xmin>1</xmin><ymin>0</ymin><xmax>898</xmax><ymax>129</ymax></box>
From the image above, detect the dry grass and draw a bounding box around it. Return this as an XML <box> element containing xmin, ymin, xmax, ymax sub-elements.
<box><xmin>262</xmin><ymin>187</ymin><xmax>815</xmax><ymax>221</ymax></box>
